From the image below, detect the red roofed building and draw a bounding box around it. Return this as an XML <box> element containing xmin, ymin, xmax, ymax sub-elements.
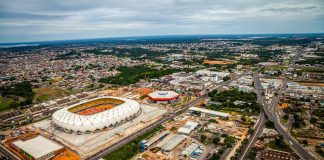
<box><xmin>148</xmin><ymin>91</ymin><xmax>179</xmax><ymax>103</ymax></box>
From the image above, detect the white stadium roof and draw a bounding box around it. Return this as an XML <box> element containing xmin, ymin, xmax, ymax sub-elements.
<box><xmin>52</xmin><ymin>96</ymin><xmax>141</xmax><ymax>132</ymax></box>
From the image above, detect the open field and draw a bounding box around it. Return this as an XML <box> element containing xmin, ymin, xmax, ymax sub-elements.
<box><xmin>203</xmin><ymin>59</ymin><xmax>236</xmax><ymax>65</ymax></box>
<box><xmin>0</xmin><ymin>97</ymin><xmax>15</xmax><ymax>112</ymax></box>
<box><xmin>33</xmin><ymin>87</ymin><xmax>70</xmax><ymax>102</ymax></box>
<box><xmin>298</xmin><ymin>82</ymin><xmax>324</xmax><ymax>87</ymax></box>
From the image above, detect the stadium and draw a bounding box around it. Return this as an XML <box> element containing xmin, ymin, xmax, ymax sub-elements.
<box><xmin>52</xmin><ymin>96</ymin><xmax>141</xmax><ymax>133</ymax></box>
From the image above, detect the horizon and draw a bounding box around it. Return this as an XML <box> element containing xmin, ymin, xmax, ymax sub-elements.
<box><xmin>0</xmin><ymin>0</ymin><xmax>323</xmax><ymax>43</ymax></box>
<box><xmin>1</xmin><ymin>32</ymin><xmax>324</xmax><ymax>45</ymax></box>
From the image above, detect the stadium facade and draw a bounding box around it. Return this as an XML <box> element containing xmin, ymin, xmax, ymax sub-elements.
<box><xmin>52</xmin><ymin>96</ymin><xmax>141</xmax><ymax>133</ymax></box>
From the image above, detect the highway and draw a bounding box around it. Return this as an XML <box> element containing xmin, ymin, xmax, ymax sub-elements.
<box><xmin>87</xmin><ymin>74</ymin><xmax>244</xmax><ymax>160</ymax></box>
<box><xmin>252</xmin><ymin>71</ymin><xmax>318</xmax><ymax>160</ymax></box>
<box><xmin>237</xmin><ymin>71</ymin><xmax>267</xmax><ymax>160</ymax></box>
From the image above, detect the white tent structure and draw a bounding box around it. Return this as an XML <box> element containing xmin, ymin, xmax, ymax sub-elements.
<box><xmin>52</xmin><ymin>96</ymin><xmax>141</xmax><ymax>133</ymax></box>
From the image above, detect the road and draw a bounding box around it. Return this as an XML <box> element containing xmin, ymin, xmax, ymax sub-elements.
<box><xmin>0</xmin><ymin>144</ymin><xmax>20</xmax><ymax>160</ymax></box>
<box><xmin>252</xmin><ymin>72</ymin><xmax>317</xmax><ymax>160</ymax></box>
<box><xmin>288</xmin><ymin>47</ymin><xmax>304</xmax><ymax>67</ymax></box>
<box><xmin>237</xmin><ymin>71</ymin><xmax>267</xmax><ymax>160</ymax></box>
<box><xmin>87</xmin><ymin>74</ymin><xmax>244</xmax><ymax>160</ymax></box>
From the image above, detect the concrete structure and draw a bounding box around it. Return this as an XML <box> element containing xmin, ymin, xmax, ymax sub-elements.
<box><xmin>196</xmin><ymin>69</ymin><xmax>230</xmax><ymax>78</ymax></box>
<box><xmin>148</xmin><ymin>91</ymin><xmax>179</xmax><ymax>103</ymax></box>
<box><xmin>181</xmin><ymin>143</ymin><xmax>202</xmax><ymax>157</ymax></box>
<box><xmin>178</xmin><ymin>121</ymin><xmax>198</xmax><ymax>135</ymax></box>
<box><xmin>146</xmin><ymin>131</ymin><xmax>170</xmax><ymax>146</ymax></box>
<box><xmin>161</xmin><ymin>135</ymin><xmax>186</xmax><ymax>152</ymax></box>
<box><xmin>12</xmin><ymin>135</ymin><xmax>64</xmax><ymax>160</ymax></box>
<box><xmin>52</xmin><ymin>96</ymin><xmax>141</xmax><ymax>133</ymax></box>
<box><xmin>189</xmin><ymin>107</ymin><xmax>229</xmax><ymax>118</ymax></box>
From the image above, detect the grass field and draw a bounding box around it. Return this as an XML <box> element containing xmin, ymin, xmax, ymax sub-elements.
<box><xmin>294</xmin><ymin>66</ymin><xmax>324</xmax><ymax>73</ymax></box>
<box><xmin>267</xmin><ymin>140</ymin><xmax>293</xmax><ymax>153</ymax></box>
<box><xmin>33</xmin><ymin>87</ymin><xmax>70</xmax><ymax>102</ymax></box>
<box><xmin>0</xmin><ymin>96</ymin><xmax>15</xmax><ymax>112</ymax></box>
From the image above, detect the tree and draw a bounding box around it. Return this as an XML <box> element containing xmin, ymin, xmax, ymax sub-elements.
<box><xmin>212</xmin><ymin>137</ymin><xmax>221</xmax><ymax>145</ymax></box>
<box><xmin>223</xmin><ymin>76</ymin><xmax>230</xmax><ymax>81</ymax></box>
<box><xmin>265</xmin><ymin>121</ymin><xmax>275</xmax><ymax>128</ymax></box>
<box><xmin>302</xmin><ymin>140</ymin><xmax>308</xmax><ymax>146</ymax></box>
<box><xmin>310</xmin><ymin>117</ymin><xmax>318</xmax><ymax>124</ymax></box>
<box><xmin>200</xmin><ymin>134</ymin><xmax>207</xmax><ymax>142</ymax></box>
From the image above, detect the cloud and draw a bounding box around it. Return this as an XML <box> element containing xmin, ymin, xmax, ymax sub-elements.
<box><xmin>0</xmin><ymin>0</ymin><xmax>323</xmax><ymax>42</ymax></box>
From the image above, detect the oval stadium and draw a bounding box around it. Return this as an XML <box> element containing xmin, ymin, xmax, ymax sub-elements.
<box><xmin>52</xmin><ymin>96</ymin><xmax>141</xmax><ymax>133</ymax></box>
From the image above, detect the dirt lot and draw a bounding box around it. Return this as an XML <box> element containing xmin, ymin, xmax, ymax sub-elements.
<box><xmin>299</xmin><ymin>82</ymin><xmax>324</xmax><ymax>87</ymax></box>
<box><xmin>203</xmin><ymin>59</ymin><xmax>236</xmax><ymax>65</ymax></box>
<box><xmin>33</xmin><ymin>87</ymin><xmax>70</xmax><ymax>102</ymax></box>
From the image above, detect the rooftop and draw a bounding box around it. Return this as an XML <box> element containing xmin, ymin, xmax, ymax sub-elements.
<box><xmin>189</xmin><ymin>107</ymin><xmax>229</xmax><ymax>117</ymax></box>
<box><xmin>13</xmin><ymin>135</ymin><xmax>63</xmax><ymax>159</ymax></box>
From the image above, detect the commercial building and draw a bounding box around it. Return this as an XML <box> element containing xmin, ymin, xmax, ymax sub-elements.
<box><xmin>189</xmin><ymin>107</ymin><xmax>229</xmax><ymax>118</ymax></box>
<box><xmin>148</xmin><ymin>91</ymin><xmax>179</xmax><ymax>103</ymax></box>
<box><xmin>12</xmin><ymin>135</ymin><xmax>64</xmax><ymax>160</ymax></box>
<box><xmin>178</xmin><ymin>121</ymin><xmax>198</xmax><ymax>135</ymax></box>
<box><xmin>139</xmin><ymin>130</ymin><xmax>170</xmax><ymax>151</ymax></box>
<box><xmin>161</xmin><ymin>135</ymin><xmax>186</xmax><ymax>152</ymax></box>
<box><xmin>181</xmin><ymin>143</ymin><xmax>203</xmax><ymax>157</ymax></box>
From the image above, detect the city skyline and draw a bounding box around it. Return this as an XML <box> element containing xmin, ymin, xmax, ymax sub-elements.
<box><xmin>0</xmin><ymin>0</ymin><xmax>324</xmax><ymax>43</ymax></box>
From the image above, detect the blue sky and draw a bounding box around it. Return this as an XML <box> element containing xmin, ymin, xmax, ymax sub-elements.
<box><xmin>0</xmin><ymin>0</ymin><xmax>323</xmax><ymax>43</ymax></box>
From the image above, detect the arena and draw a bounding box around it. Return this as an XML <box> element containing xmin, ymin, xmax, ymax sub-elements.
<box><xmin>52</xmin><ymin>96</ymin><xmax>141</xmax><ymax>133</ymax></box>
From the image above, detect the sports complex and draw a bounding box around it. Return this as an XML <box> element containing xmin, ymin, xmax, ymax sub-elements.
<box><xmin>52</xmin><ymin>96</ymin><xmax>141</xmax><ymax>133</ymax></box>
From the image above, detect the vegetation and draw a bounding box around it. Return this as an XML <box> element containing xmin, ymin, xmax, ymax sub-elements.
<box><xmin>210</xmin><ymin>148</ymin><xmax>226</xmax><ymax>160</ymax></box>
<box><xmin>247</xmin><ymin>147</ymin><xmax>257</xmax><ymax>160</ymax></box>
<box><xmin>292</xmin><ymin>114</ymin><xmax>305</xmax><ymax>128</ymax></box>
<box><xmin>265</xmin><ymin>121</ymin><xmax>275</xmax><ymax>129</ymax></box>
<box><xmin>296</xmin><ymin>56</ymin><xmax>324</xmax><ymax>65</ymax></box>
<box><xmin>100</xmin><ymin>65</ymin><xmax>194</xmax><ymax>85</ymax></box>
<box><xmin>104</xmin><ymin>125</ymin><xmax>164</xmax><ymax>160</ymax></box>
<box><xmin>207</xmin><ymin>89</ymin><xmax>260</xmax><ymax>114</ymax></box>
<box><xmin>33</xmin><ymin>87</ymin><xmax>69</xmax><ymax>103</ymax></box>
<box><xmin>222</xmin><ymin>76</ymin><xmax>230</xmax><ymax>81</ymax></box>
<box><xmin>86</xmin><ymin>47</ymin><xmax>165</xmax><ymax>59</ymax></box>
<box><xmin>267</xmin><ymin>136</ymin><xmax>293</xmax><ymax>153</ymax></box>
<box><xmin>315</xmin><ymin>145</ymin><xmax>324</xmax><ymax>158</ymax></box>
<box><xmin>224</xmin><ymin>135</ymin><xmax>237</xmax><ymax>147</ymax></box>
<box><xmin>0</xmin><ymin>81</ymin><xmax>34</xmax><ymax>111</ymax></box>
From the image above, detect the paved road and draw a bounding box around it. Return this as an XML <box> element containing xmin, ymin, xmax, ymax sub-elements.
<box><xmin>237</xmin><ymin>71</ymin><xmax>267</xmax><ymax>160</ymax></box>
<box><xmin>87</xmin><ymin>74</ymin><xmax>245</xmax><ymax>160</ymax></box>
<box><xmin>253</xmin><ymin>72</ymin><xmax>318</xmax><ymax>160</ymax></box>
<box><xmin>289</xmin><ymin>47</ymin><xmax>304</xmax><ymax>67</ymax></box>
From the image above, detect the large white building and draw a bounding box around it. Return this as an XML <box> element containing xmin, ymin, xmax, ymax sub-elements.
<box><xmin>52</xmin><ymin>96</ymin><xmax>141</xmax><ymax>133</ymax></box>
<box><xmin>12</xmin><ymin>135</ymin><xmax>64</xmax><ymax>160</ymax></box>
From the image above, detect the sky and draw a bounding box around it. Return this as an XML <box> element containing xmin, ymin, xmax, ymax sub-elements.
<box><xmin>0</xmin><ymin>0</ymin><xmax>323</xmax><ymax>43</ymax></box>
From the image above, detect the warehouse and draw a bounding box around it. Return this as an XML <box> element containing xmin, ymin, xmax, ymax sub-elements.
<box><xmin>161</xmin><ymin>135</ymin><xmax>186</xmax><ymax>152</ymax></box>
<box><xmin>189</xmin><ymin>107</ymin><xmax>229</xmax><ymax>118</ymax></box>
<box><xmin>178</xmin><ymin>121</ymin><xmax>198</xmax><ymax>135</ymax></box>
<box><xmin>181</xmin><ymin>143</ymin><xmax>202</xmax><ymax>157</ymax></box>
<box><xmin>12</xmin><ymin>135</ymin><xmax>64</xmax><ymax>160</ymax></box>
